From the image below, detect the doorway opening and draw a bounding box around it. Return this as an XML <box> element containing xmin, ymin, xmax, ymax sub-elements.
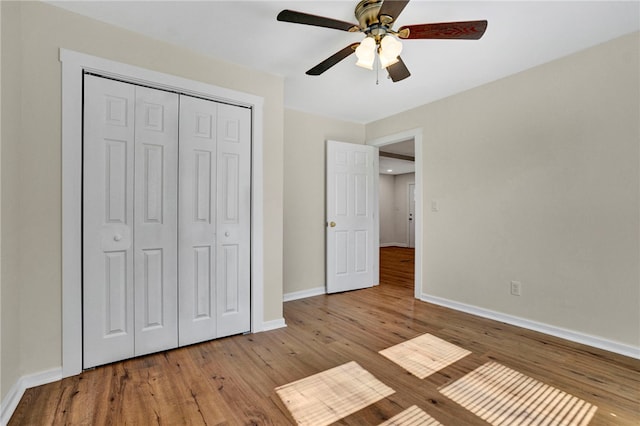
<box><xmin>368</xmin><ymin>129</ymin><xmax>422</xmax><ymax>299</ymax></box>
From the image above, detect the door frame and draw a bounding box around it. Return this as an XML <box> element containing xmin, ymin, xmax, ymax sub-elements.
<box><xmin>60</xmin><ymin>49</ymin><xmax>265</xmax><ymax>378</ymax></box>
<box><xmin>367</xmin><ymin>129</ymin><xmax>423</xmax><ymax>299</ymax></box>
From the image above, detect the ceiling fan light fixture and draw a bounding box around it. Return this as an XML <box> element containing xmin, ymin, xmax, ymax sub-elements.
<box><xmin>379</xmin><ymin>35</ymin><xmax>403</xmax><ymax>68</ymax></box>
<box><xmin>277</xmin><ymin>1</ymin><xmax>487</xmax><ymax>83</ymax></box>
<box><xmin>355</xmin><ymin>36</ymin><xmax>376</xmax><ymax>69</ymax></box>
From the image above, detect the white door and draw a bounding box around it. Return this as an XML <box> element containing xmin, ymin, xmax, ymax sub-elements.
<box><xmin>178</xmin><ymin>95</ymin><xmax>218</xmax><ymax>346</ymax></box>
<box><xmin>178</xmin><ymin>96</ymin><xmax>251</xmax><ymax>346</ymax></box>
<box><xmin>326</xmin><ymin>141</ymin><xmax>378</xmax><ymax>293</ymax></box>
<box><xmin>84</xmin><ymin>76</ymin><xmax>251</xmax><ymax>367</ymax></box>
<box><xmin>215</xmin><ymin>103</ymin><xmax>252</xmax><ymax>337</ymax></box>
<box><xmin>83</xmin><ymin>76</ymin><xmax>179</xmax><ymax>367</ymax></box>
<box><xmin>83</xmin><ymin>75</ymin><xmax>136</xmax><ymax>368</ymax></box>
<box><xmin>133</xmin><ymin>86</ymin><xmax>179</xmax><ymax>356</ymax></box>
<box><xmin>408</xmin><ymin>183</ymin><xmax>416</xmax><ymax>249</ymax></box>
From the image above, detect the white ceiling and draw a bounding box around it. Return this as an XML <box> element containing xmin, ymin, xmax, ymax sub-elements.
<box><xmin>379</xmin><ymin>156</ymin><xmax>415</xmax><ymax>175</ymax></box>
<box><xmin>49</xmin><ymin>1</ymin><xmax>639</xmax><ymax>124</ymax></box>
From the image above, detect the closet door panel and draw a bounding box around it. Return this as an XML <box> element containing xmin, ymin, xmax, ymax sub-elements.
<box><xmin>178</xmin><ymin>95</ymin><xmax>218</xmax><ymax>346</ymax></box>
<box><xmin>133</xmin><ymin>86</ymin><xmax>179</xmax><ymax>356</ymax></box>
<box><xmin>83</xmin><ymin>75</ymin><xmax>136</xmax><ymax>368</ymax></box>
<box><xmin>216</xmin><ymin>104</ymin><xmax>251</xmax><ymax>337</ymax></box>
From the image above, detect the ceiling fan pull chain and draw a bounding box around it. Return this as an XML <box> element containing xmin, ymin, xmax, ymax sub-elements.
<box><xmin>376</xmin><ymin>54</ymin><xmax>380</xmax><ymax>85</ymax></box>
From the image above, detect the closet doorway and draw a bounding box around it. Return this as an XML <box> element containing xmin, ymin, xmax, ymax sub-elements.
<box><xmin>83</xmin><ymin>74</ymin><xmax>251</xmax><ymax>368</ymax></box>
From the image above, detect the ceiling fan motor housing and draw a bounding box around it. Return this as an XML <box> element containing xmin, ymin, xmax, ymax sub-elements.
<box><xmin>355</xmin><ymin>0</ymin><xmax>384</xmax><ymax>28</ymax></box>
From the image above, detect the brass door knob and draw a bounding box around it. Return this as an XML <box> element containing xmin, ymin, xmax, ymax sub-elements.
<box><xmin>329</xmin><ymin>221</ymin><xmax>336</xmax><ymax>227</ymax></box>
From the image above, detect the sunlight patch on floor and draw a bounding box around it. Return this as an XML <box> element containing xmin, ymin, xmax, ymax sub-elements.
<box><xmin>275</xmin><ymin>361</ymin><xmax>395</xmax><ymax>426</ymax></box>
<box><xmin>378</xmin><ymin>405</ymin><xmax>443</xmax><ymax>426</ymax></box>
<box><xmin>439</xmin><ymin>361</ymin><xmax>597</xmax><ymax>426</ymax></box>
<box><xmin>379</xmin><ymin>333</ymin><xmax>472</xmax><ymax>379</ymax></box>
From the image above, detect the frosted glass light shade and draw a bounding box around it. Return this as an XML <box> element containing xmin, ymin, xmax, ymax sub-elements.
<box><xmin>355</xmin><ymin>37</ymin><xmax>376</xmax><ymax>70</ymax></box>
<box><xmin>379</xmin><ymin>35</ymin><xmax>403</xmax><ymax>68</ymax></box>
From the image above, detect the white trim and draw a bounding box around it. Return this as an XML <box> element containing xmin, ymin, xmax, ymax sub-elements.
<box><xmin>261</xmin><ymin>318</ymin><xmax>287</xmax><ymax>332</ymax></box>
<box><xmin>367</xmin><ymin>129</ymin><xmax>423</xmax><ymax>299</ymax></box>
<box><xmin>1</xmin><ymin>368</ymin><xmax>62</xmax><ymax>425</ymax></box>
<box><xmin>373</xmin><ymin>151</ymin><xmax>380</xmax><ymax>286</ymax></box>
<box><xmin>283</xmin><ymin>286</ymin><xmax>326</xmax><ymax>302</ymax></box>
<box><xmin>250</xmin><ymin>98</ymin><xmax>265</xmax><ymax>334</ymax></box>
<box><xmin>422</xmin><ymin>294</ymin><xmax>640</xmax><ymax>360</ymax></box>
<box><xmin>60</xmin><ymin>48</ymin><xmax>265</xmax><ymax>377</ymax></box>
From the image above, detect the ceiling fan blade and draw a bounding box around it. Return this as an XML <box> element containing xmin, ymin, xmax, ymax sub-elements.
<box><xmin>277</xmin><ymin>10</ymin><xmax>359</xmax><ymax>32</ymax></box>
<box><xmin>378</xmin><ymin>0</ymin><xmax>410</xmax><ymax>22</ymax></box>
<box><xmin>398</xmin><ymin>20</ymin><xmax>488</xmax><ymax>40</ymax></box>
<box><xmin>306</xmin><ymin>43</ymin><xmax>359</xmax><ymax>76</ymax></box>
<box><xmin>387</xmin><ymin>57</ymin><xmax>411</xmax><ymax>82</ymax></box>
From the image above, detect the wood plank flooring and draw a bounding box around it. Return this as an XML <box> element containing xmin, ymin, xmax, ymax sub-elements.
<box><xmin>9</xmin><ymin>247</ymin><xmax>640</xmax><ymax>425</ymax></box>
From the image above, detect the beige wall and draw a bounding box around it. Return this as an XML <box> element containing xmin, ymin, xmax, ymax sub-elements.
<box><xmin>283</xmin><ymin>109</ymin><xmax>365</xmax><ymax>295</ymax></box>
<box><xmin>1</xmin><ymin>0</ymin><xmax>22</xmax><ymax>401</ymax></box>
<box><xmin>1</xmin><ymin>0</ymin><xmax>284</xmax><ymax>398</ymax></box>
<box><xmin>367</xmin><ymin>32</ymin><xmax>640</xmax><ymax>347</ymax></box>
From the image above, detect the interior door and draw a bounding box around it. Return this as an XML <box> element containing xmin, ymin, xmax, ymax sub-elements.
<box><xmin>178</xmin><ymin>95</ymin><xmax>219</xmax><ymax>346</ymax></box>
<box><xmin>326</xmin><ymin>140</ymin><xmax>378</xmax><ymax>293</ymax></box>
<box><xmin>178</xmin><ymin>96</ymin><xmax>251</xmax><ymax>346</ymax></box>
<box><xmin>83</xmin><ymin>75</ymin><xmax>136</xmax><ymax>368</ymax></box>
<box><xmin>84</xmin><ymin>75</ymin><xmax>179</xmax><ymax>367</ymax></box>
<box><xmin>133</xmin><ymin>86</ymin><xmax>179</xmax><ymax>356</ymax></box>
<box><xmin>84</xmin><ymin>76</ymin><xmax>251</xmax><ymax>367</ymax></box>
<box><xmin>215</xmin><ymin>103</ymin><xmax>252</xmax><ymax>337</ymax></box>
<box><xmin>408</xmin><ymin>183</ymin><xmax>416</xmax><ymax>249</ymax></box>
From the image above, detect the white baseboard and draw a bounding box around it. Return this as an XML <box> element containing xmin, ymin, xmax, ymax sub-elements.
<box><xmin>379</xmin><ymin>242</ymin><xmax>408</xmax><ymax>248</ymax></box>
<box><xmin>1</xmin><ymin>367</ymin><xmax>62</xmax><ymax>425</ymax></box>
<box><xmin>283</xmin><ymin>286</ymin><xmax>326</xmax><ymax>302</ymax></box>
<box><xmin>261</xmin><ymin>318</ymin><xmax>287</xmax><ymax>332</ymax></box>
<box><xmin>421</xmin><ymin>294</ymin><xmax>640</xmax><ymax>360</ymax></box>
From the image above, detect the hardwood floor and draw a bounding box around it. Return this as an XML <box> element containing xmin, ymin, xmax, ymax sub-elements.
<box><xmin>10</xmin><ymin>247</ymin><xmax>639</xmax><ymax>425</ymax></box>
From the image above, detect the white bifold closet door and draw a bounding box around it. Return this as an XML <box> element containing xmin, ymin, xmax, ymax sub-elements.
<box><xmin>83</xmin><ymin>75</ymin><xmax>251</xmax><ymax>369</ymax></box>
<box><xmin>83</xmin><ymin>75</ymin><xmax>179</xmax><ymax>368</ymax></box>
<box><xmin>178</xmin><ymin>95</ymin><xmax>251</xmax><ymax>346</ymax></box>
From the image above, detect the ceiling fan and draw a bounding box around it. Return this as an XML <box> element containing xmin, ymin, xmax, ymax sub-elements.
<box><xmin>277</xmin><ymin>0</ymin><xmax>487</xmax><ymax>82</ymax></box>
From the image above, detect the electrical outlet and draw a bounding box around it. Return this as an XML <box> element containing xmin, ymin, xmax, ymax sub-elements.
<box><xmin>510</xmin><ymin>281</ymin><xmax>522</xmax><ymax>296</ymax></box>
